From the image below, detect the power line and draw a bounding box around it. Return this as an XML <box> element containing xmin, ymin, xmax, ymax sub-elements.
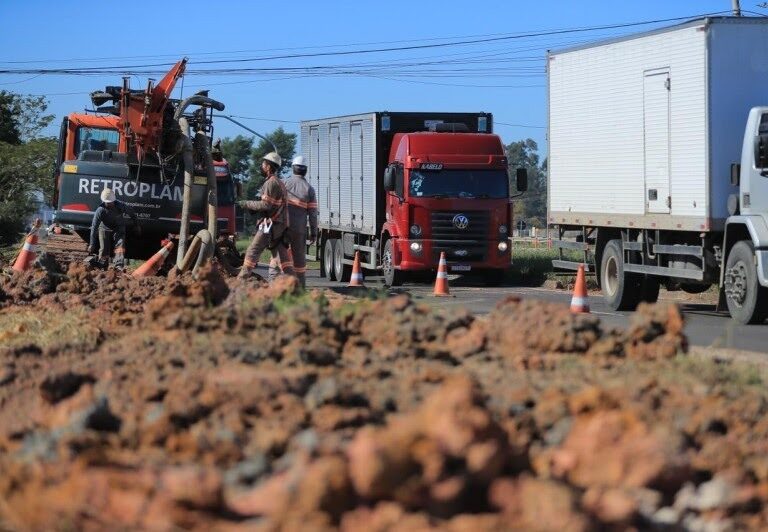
<box><xmin>496</xmin><ymin>121</ymin><xmax>546</xmax><ymax>129</ymax></box>
<box><xmin>225</xmin><ymin>115</ymin><xmax>300</xmax><ymax>124</ymax></box>
<box><xmin>0</xmin><ymin>11</ymin><xmax>730</xmax><ymax>76</ymax></box>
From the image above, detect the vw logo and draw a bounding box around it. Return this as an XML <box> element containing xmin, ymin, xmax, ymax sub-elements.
<box><xmin>452</xmin><ymin>214</ymin><xmax>469</xmax><ymax>229</ymax></box>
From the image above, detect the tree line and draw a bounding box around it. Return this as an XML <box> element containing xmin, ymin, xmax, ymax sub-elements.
<box><xmin>0</xmin><ymin>91</ymin><xmax>57</xmax><ymax>246</ymax></box>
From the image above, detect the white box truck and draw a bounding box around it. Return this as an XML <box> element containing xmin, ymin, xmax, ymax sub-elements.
<box><xmin>548</xmin><ymin>16</ymin><xmax>768</xmax><ymax>323</ymax></box>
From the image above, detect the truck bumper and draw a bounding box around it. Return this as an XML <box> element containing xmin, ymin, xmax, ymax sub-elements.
<box><xmin>395</xmin><ymin>238</ymin><xmax>510</xmax><ymax>270</ymax></box>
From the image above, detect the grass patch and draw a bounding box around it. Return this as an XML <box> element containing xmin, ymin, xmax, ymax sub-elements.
<box><xmin>0</xmin><ymin>308</ymin><xmax>102</xmax><ymax>353</ymax></box>
<box><xmin>507</xmin><ymin>246</ymin><xmax>582</xmax><ymax>286</ymax></box>
<box><xmin>272</xmin><ymin>289</ymin><xmax>327</xmax><ymax>314</ymax></box>
<box><xmin>0</xmin><ymin>245</ymin><xmax>17</xmax><ymax>265</ymax></box>
<box><xmin>670</xmin><ymin>354</ymin><xmax>766</xmax><ymax>388</ymax></box>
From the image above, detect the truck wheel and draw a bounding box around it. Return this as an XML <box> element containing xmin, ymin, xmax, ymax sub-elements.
<box><xmin>600</xmin><ymin>239</ymin><xmax>641</xmax><ymax>311</ymax></box>
<box><xmin>382</xmin><ymin>239</ymin><xmax>403</xmax><ymax>287</ymax></box>
<box><xmin>323</xmin><ymin>239</ymin><xmax>337</xmax><ymax>281</ymax></box>
<box><xmin>333</xmin><ymin>239</ymin><xmax>351</xmax><ymax>283</ymax></box>
<box><xmin>723</xmin><ymin>241</ymin><xmax>768</xmax><ymax>324</ymax></box>
<box><xmin>640</xmin><ymin>276</ymin><xmax>660</xmax><ymax>303</ymax></box>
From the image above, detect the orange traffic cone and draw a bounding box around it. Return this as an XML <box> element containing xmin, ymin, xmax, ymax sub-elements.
<box><xmin>433</xmin><ymin>252</ymin><xmax>451</xmax><ymax>297</ymax></box>
<box><xmin>132</xmin><ymin>240</ymin><xmax>174</xmax><ymax>277</ymax></box>
<box><xmin>12</xmin><ymin>220</ymin><xmax>42</xmax><ymax>272</ymax></box>
<box><xmin>348</xmin><ymin>251</ymin><xmax>365</xmax><ymax>287</ymax></box>
<box><xmin>570</xmin><ymin>263</ymin><xmax>590</xmax><ymax>313</ymax></box>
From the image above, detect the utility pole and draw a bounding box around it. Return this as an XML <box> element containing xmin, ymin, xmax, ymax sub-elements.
<box><xmin>732</xmin><ymin>0</ymin><xmax>741</xmax><ymax>16</ymax></box>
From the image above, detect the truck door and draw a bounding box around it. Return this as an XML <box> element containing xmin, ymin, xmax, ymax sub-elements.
<box><xmin>643</xmin><ymin>69</ymin><xmax>671</xmax><ymax>214</ymax></box>
<box><xmin>748</xmin><ymin>112</ymin><xmax>768</xmax><ymax>216</ymax></box>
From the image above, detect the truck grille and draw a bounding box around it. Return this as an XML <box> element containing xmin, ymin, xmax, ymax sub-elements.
<box><xmin>430</xmin><ymin>211</ymin><xmax>490</xmax><ymax>262</ymax></box>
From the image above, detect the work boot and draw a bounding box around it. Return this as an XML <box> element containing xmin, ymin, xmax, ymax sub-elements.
<box><xmin>268</xmin><ymin>257</ymin><xmax>281</xmax><ymax>283</ymax></box>
<box><xmin>113</xmin><ymin>253</ymin><xmax>125</xmax><ymax>271</ymax></box>
<box><xmin>238</xmin><ymin>266</ymin><xmax>254</xmax><ymax>280</ymax></box>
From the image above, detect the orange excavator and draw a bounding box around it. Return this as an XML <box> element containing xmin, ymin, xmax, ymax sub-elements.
<box><xmin>51</xmin><ymin>59</ymin><xmax>241</xmax><ymax>272</ymax></box>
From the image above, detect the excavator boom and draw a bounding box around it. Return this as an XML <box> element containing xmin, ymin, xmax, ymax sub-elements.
<box><xmin>107</xmin><ymin>58</ymin><xmax>188</xmax><ymax>161</ymax></box>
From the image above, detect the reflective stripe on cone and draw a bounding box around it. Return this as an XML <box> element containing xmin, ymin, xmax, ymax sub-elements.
<box><xmin>569</xmin><ymin>263</ymin><xmax>590</xmax><ymax>313</ymax></box>
<box><xmin>433</xmin><ymin>251</ymin><xmax>450</xmax><ymax>296</ymax></box>
<box><xmin>348</xmin><ymin>251</ymin><xmax>365</xmax><ymax>287</ymax></box>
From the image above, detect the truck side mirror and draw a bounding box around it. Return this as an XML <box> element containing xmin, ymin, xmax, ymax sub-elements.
<box><xmin>730</xmin><ymin>163</ymin><xmax>740</xmax><ymax>187</ymax></box>
<box><xmin>383</xmin><ymin>166</ymin><xmax>395</xmax><ymax>191</ymax></box>
<box><xmin>516</xmin><ymin>168</ymin><xmax>528</xmax><ymax>192</ymax></box>
<box><xmin>754</xmin><ymin>134</ymin><xmax>768</xmax><ymax>169</ymax></box>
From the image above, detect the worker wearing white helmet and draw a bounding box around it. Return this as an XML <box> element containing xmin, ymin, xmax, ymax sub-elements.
<box><xmin>86</xmin><ymin>187</ymin><xmax>139</xmax><ymax>270</ymax></box>
<box><xmin>237</xmin><ymin>152</ymin><xmax>296</xmax><ymax>281</ymax></box>
<box><xmin>280</xmin><ymin>154</ymin><xmax>318</xmax><ymax>288</ymax></box>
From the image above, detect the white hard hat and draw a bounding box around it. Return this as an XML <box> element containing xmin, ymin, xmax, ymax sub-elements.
<box><xmin>262</xmin><ymin>152</ymin><xmax>282</xmax><ymax>167</ymax></box>
<box><xmin>101</xmin><ymin>188</ymin><xmax>116</xmax><ymax>203</ymax></box>
<box><xmin>292</xmin><ymin>155</ymin><xmax>307</xmax><ymax>167</ymax></box>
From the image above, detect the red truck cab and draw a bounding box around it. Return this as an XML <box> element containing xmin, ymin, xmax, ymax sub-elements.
<box><xmin>382</xmin><ymin>131</ymin><xmax>511</xmax><ymax>285</ymax></box>
<box><xmin>213</xmin><ymin>160</ymin><xmax>237</xmax><ymax>236</ymax></box>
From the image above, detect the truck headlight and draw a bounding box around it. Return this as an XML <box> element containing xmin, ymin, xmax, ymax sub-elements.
<box><xmin>410</xmin><ymin>224</ymin><xmax>422</xmax><ymax>237</ymax></box>
<box><xmin>410</xmin><ymin>242</ymin><xmax>423</xmax><ymax>253</ymax></box>
<box><xmin>498</xmin><ymin>224</ymin><xmax>508</xmax><ymax>234</ymax></box>
<box><xmin>498</xmin><ymin>241</ymin><xmax>509</xmax><ymax>252</ymax></box>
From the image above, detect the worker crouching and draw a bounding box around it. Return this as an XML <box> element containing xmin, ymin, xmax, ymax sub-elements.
<box><xmin>238</xmin><ymin>152</ymin><xmax>295</xmax><ymax>281</ymax></box>
<box><xmin>86</xmin><ymin>188</ymin><xmax>139</xmax><ymax>270</ymax></box>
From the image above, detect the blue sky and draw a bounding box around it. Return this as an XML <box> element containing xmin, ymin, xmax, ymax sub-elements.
<box><xmin>0</xmin><ymin>1</ymin><xmax>755</xmax><ymax>156</ymax></box>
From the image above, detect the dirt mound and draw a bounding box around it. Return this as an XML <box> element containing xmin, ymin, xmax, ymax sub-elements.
<box><xmin>1</xmin><ymin>274</ymin><xmax>767</xmax><ymax>530</ymax></box>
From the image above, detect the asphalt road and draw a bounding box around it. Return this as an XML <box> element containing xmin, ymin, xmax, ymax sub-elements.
<box><xmin>292</xmin><ymin>269</ymin><xmax>768</xmax><ymax>354</ymax></box>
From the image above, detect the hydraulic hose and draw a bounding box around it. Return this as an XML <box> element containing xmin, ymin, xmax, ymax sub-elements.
<box><xmin>194</xmin><ymin>130</ymin><xmax>218</xmax><ymax>247</ymax></box>
<box><xmin>178</xmin><ymin>229</ymin><xmax>213</xmax><ymax>275</ymax></box>
<box><xmin>192</xmin><ymin>229</ymin><xmax>213</xmax><ymax>274</ymax></box>
<box><xmin>175</xmin><ymin>117</ymin><xmax>194</xmax><ymax>269</ymax></box>
<box><xmin>173</xmin><ymin>95</ymin><xmax>225</xmax><ymax>120</ymax></box>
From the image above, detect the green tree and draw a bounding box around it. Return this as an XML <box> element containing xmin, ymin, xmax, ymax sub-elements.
<box><xmin>0</xmin><ymin>91</ymin><xmax>57</xmax><ymax>246</ymax></box>
<box><xmin>506</xmin><ymin>138</ymin><xmax>546</xmax><ymax>229</ymax></box>
<box><xmin>220</xmin><ymin>135</ymin><xmax>253</xmax><ymax>182</ymax></box>
<box><xmin>249</xmin><ymin>126</ymin><xmax>297</xmax><ymax>183</ymax></box>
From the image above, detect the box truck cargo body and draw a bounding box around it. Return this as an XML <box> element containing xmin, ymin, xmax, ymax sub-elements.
<box><xmin>301</xmin><ymin>112</ymin><xmax>523</xmax><ymax>286</ymax></box>
<box><xmin>548</xmin><ymin>17</ymin><xmax>768</xmax><ymax>323</ymax></box>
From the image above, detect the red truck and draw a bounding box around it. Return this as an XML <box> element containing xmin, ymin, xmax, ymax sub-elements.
<box><xmin>300</xmin><ymin>112</ymin><xmax>527</xmax><ymax>286</ymax></box>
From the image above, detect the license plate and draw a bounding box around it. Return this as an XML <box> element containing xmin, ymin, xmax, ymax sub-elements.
<box><xmin>451</xmin><ymin>265</ymin><xmax>471</xmax><ymax>272</ymax></box>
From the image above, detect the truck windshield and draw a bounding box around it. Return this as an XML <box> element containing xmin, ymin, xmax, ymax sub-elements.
<box><xmin>75</xmin><ymin>127</ymin><xmax>119</xmax><ymax>155</ymax></box>
<box><xmin>409</xmin><ymin>169</ymin><xmax>509</xmax><ymax>199</ymax></box>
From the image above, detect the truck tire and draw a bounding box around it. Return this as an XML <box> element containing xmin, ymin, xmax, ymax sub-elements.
<box><xmin>323</xmin><ymin>239</ymin><xmax>337</xmax><ymax>281</ymax></box>
<box><xmin>333</xmin><ymin>238</ymin><xmax>351</xmax><ymax>283</ymax></box>
<box><xmin>723</xmin><ymin>241</ymin><xmax>768</xmax><ymax>324</ymax></box>
<box><xmin>382</xmin><ymin>239</ymin><xmax>403</xmax><ymax>287</ymax></box>
<box><xmin>640</xmin><ymin>276</ymin><xmax>660</xmax><ymax>303</ymax></box>
<box><xmin>600</xmin><ymin>239</ymin><xmax>641</xmax><ymax>311</ymax></box>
